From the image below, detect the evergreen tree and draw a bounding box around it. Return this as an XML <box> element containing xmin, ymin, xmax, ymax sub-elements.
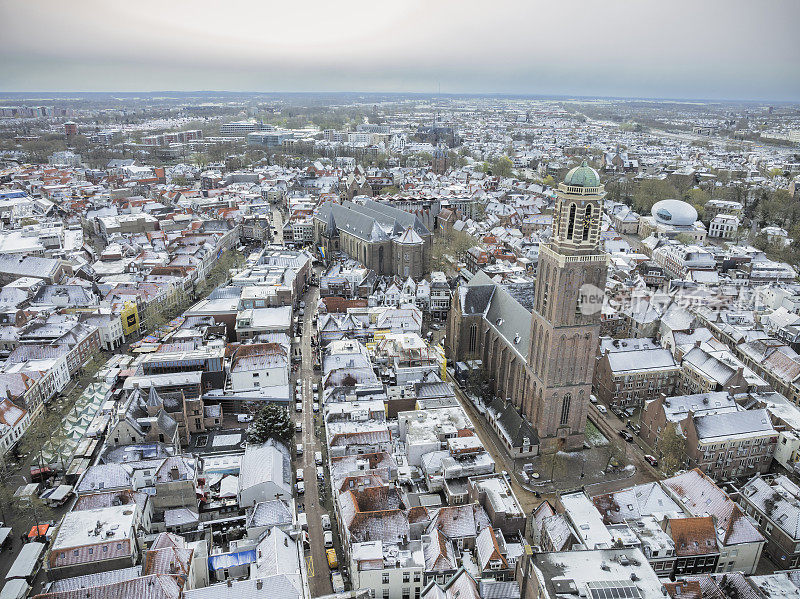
<box><xmin>248</xmin><ymin>403</ymin><xmax>293</xmax><ymax>445</ymax></box>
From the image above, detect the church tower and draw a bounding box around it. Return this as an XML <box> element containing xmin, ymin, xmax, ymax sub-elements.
<box><xmin>527</xmin><ymin>162</ymin><xmax>607</xmax><ymax>451</ymax></box>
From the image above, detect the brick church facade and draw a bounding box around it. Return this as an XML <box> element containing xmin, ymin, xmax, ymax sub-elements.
<box><xmin>446</xmin><ymin>163</ymin><xmax>607</xmax><ymax>451</ymax></box>
<box><xmin>313</xmin><ymin>199</ymin><xmax>431</xmax><ymax>279</ymax></box>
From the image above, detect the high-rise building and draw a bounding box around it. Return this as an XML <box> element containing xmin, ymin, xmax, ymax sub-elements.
<box><xmin>527</xmin><ymin>162</ymin><xmax>607</xmax><ymax>450</ymax></box>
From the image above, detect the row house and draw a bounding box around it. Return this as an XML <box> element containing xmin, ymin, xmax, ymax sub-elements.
<box><xmin>593</xmin><ymin>337</ymin><xmax>681</xmax><ymax>410</ymax></box>
<box><xmin>664</xmin><ymin>516</ymin><xmax>720</xmax><ymax>576</ymax></box>
<box><xmin>18</xmin><ymin>315</ymin><xmax>100</xmax><ymax>375</ymax></box>
<box><xmin>739</xmin><ymin>474</ymin><xmax>800</xmax><ymax>570</ymax></box>
<box><xmin>680</xmin><ymin>345</ymin><xmax>748</xmax><ymax>395</ymax></box>
<box><xmin>0</xmin><ymin>397</ymin><xmax>30</xmax><ymax>456</ymax></box>
<box><xmin>661</xmin><ymin>469</ymin><xmax>765</xmax><ymax>574</ymax></box>
<box><xmin>682</xmin><ymin>408</ymin><xmax>777</xmax><ymax>480</ymax></box>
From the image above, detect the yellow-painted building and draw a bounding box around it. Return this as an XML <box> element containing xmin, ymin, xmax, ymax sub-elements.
<box><xmin>121</xmin><ymin>301</ymin><xmax>140</xmax><ymax>335</ymax></box>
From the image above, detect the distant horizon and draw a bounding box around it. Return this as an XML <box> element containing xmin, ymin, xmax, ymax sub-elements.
<box><xmin>0</xmin><ymin>90</ymin><xmax>797</xmax><ymax>106</ymax></box>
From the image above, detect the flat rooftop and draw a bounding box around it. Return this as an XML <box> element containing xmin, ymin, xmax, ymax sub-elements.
<box><xmin>534</xmin><ymin>548</ymin><xmax>665</xmax><ymax>598</ymax></box>
<box><xmin>52</xmin><ymin>504</ymin><xmax>136</xmax><ymax>551</ymax></box>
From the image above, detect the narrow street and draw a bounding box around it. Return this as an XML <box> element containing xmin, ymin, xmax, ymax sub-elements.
<box><xmin>292</xmin><ymin>281</ymin><xmax>332</xmax><ymax>597</ymax></box>
<box><xmin>271</xmin><ymin>207</ymin><xmax>284</xmax><ymax>245</ymax></box>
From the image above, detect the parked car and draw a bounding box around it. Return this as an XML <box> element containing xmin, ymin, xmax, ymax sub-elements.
<box><xmin>590</xmin><ymin>395</ymin><xmax>598</xmax><ymax>404</ymax></box>
<box><xmin>596</xmin><ymin>405</ymin><xmax>608</xmax><ymax>414</ymax></box>
<box><xmin>296</xmin><ymin>443</ymin><xmax>304</xmax><ymax>456</ymax></box>
<box><xmin>321</xmin><ymin>514</ymin><xmax>331</xmax><ymax>530</ymax></box>
<box><xmin>618</xmin><ymin>430</ymin><xmax>634</xmax><ymax>442</ymax></box>
<box><xmin>644</xmin><ymin>454</ymin><xmax>659</xmax><ymax>467</ymax></box>
<box><xmin>327</xmin><ymin>548</ymin><xmax>339</xmax><ymax>570</ymax></box>
<box><xmin>313</xmin><ymin>383</ymin><xmax>319</xmax><ymax>392</ymax></box>
<box><xmin>296</xmin><ymin>468</ymin><xmax>304</xmax><ymax>482</ymax></box>
<box><xmin>324</xmin><ymin>531</ymin><xmax>333</xmax><ymax>548</ymax></box>
<box><xmin>236</xmin><ymin>414</ymin><xmax>253</xmax><ymax>423</ymax></box>
<box><xmin>313</xmin><ymin>402</ymin><xmax>320</xmax><ymax>413</ymax></box>
<box><xmin>296</xmin><ymin>481</ymin><xmax>305</xmax><ymax>494</ymax></box>
<box><xmin>295</xmin><ymin>402</ymin><xmax>303</xmax><ymax>412</ymax></box>
<box><xmin>315</xmin><ymin>451</ymin><xmax>323</xmax><ymax>465</ymax></box>
<box><xmin>295</xmin><ymin>421</ymin><xmax>302</xmax><ymax>433</ymax></box>
<box><xmin>317</xmin><ymin>466</ymin><xmax>324</xmax><ymax>481</ymax></box>
<box><xmin>331</xmin><ymin>572</ymin><xmax>345</xmax><ymax>593</ymax></box>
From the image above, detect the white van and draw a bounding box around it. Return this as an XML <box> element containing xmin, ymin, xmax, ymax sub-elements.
<box><xmin>321</xmin><ymin>514</ymin><xmax>331</xmax><ymax>530</ymax></box>
<box><xmin>315</xmin><ymin>451</ymin><xmax>323</xmax><ymax>465</ymax></box>
<box><xmin>296</xmin><ymin>443</ymin><xmax>304</xmax><ymax>456</ymax></box>
<box><xmin>324</xmin><ymin>531</ymin><xmax>333</xmax><ymax>548</ymax></box>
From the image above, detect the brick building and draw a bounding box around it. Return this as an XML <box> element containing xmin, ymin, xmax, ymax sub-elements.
<box><xmin>314</xmin><ymin>199</ymin><xmax>431</xmax><ymax>279</ymax></box>
<box><xmin>593</xmin><ymin>337</ymin><xmax>680</xmax><ymax>410</ymax></box>
<box><xmin>447</xmin><ymin>163</ymin><xmax>608</xmax><ymax>451</ymax></box>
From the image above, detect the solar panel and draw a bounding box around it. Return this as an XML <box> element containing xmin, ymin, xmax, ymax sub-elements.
<box><xmin>586</xmin><ymin>580</ymin><xmax>642</xmax><ymax>599</ymax></box>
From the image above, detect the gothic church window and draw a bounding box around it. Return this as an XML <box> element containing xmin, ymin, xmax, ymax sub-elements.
<box><xmin>566</xmin><ymin>203</ymin><xmax>577</xmax><ymax>240</ymax></box>
<box><xmin>468</xmin><ymin>324</ymin><xmax>477</xmax><ymax>353</ymax></box>
<box><xmin>560</xmin><ymin>393</ymin><xmax>571</xmax><ymax>426</ymax></box>
<box><xmin>583</xmin><ymin>204</ymin><xmax>593</xmax><ymax>241</ymax></box>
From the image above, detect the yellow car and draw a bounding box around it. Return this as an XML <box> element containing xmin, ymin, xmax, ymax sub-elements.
<box><xmin>326</xmin><ymin>548</ymin><xmax>338</xmax><ymax>569</ymax></box>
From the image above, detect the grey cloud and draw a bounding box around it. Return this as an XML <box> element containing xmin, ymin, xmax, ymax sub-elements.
<box><xmin>0</xmin><ymin>0</ymin><xmax>798</xmax><ymax>100</ymax></box>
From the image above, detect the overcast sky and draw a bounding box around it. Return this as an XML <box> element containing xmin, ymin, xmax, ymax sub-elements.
<box><xmin>1</xmin><ymin>0</ymin><xmax>798</xmax><ymax>101</ymax></box>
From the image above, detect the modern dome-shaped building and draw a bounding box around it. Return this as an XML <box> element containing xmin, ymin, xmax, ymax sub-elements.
<box><xmin>637</xmin><ymin>198</ymin><xmax>706</xmax><ymax>244</ymax></box>
<box><xmin>651</xmin><ymin>199</ymin><xmax>698</xmax><ymax>226</ymax></box>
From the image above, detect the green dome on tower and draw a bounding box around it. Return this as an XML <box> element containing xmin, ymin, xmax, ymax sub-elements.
<box><xmin>563</xmin><ymin>161</ymin><xmax>600</xmax><ymax>187</ymax></box>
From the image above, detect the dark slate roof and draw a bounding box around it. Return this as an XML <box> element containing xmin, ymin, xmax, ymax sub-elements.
<box><xmin>159</xmin><ymin>391</ymin><xmax>183</xmax><ymax>413</ymax></box>
<box><xmin>156</xmin><ymin>409</ymin><xmax>178</xmax><ymax>439</ymax></box>
<box><xmin>315</xmin><ymin>199</ymin><xmax>431</xmax><ymax>243</ymax></box>
<box><xmin>468</xmin><ymin>271</ymin><xmax>532</xmax><ymax>360</ymax></box>
<box><xmin>487</xmin><ymin>397</ymin><xmax>538</xmax><ymax>447</ymax></box>
<box><xmin>479</xmin><ymin>580</ymin><xmax>521</xmax><ymax>599</ymax></box>
<box><xmin>363</xmin><ymin>198</ymin><xmax>431</xmax><ymax>236</ymax></box>
<box><xmin>460</xmin><ymin>284</ymin><xmax>494</xmax><ymax>316</ymax></box>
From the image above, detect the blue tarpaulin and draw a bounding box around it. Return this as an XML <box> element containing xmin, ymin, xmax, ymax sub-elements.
<box><xmin>208</xmin><ymin>550</ymin><xmax>256</xmax><ymax>572</ymax></box>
